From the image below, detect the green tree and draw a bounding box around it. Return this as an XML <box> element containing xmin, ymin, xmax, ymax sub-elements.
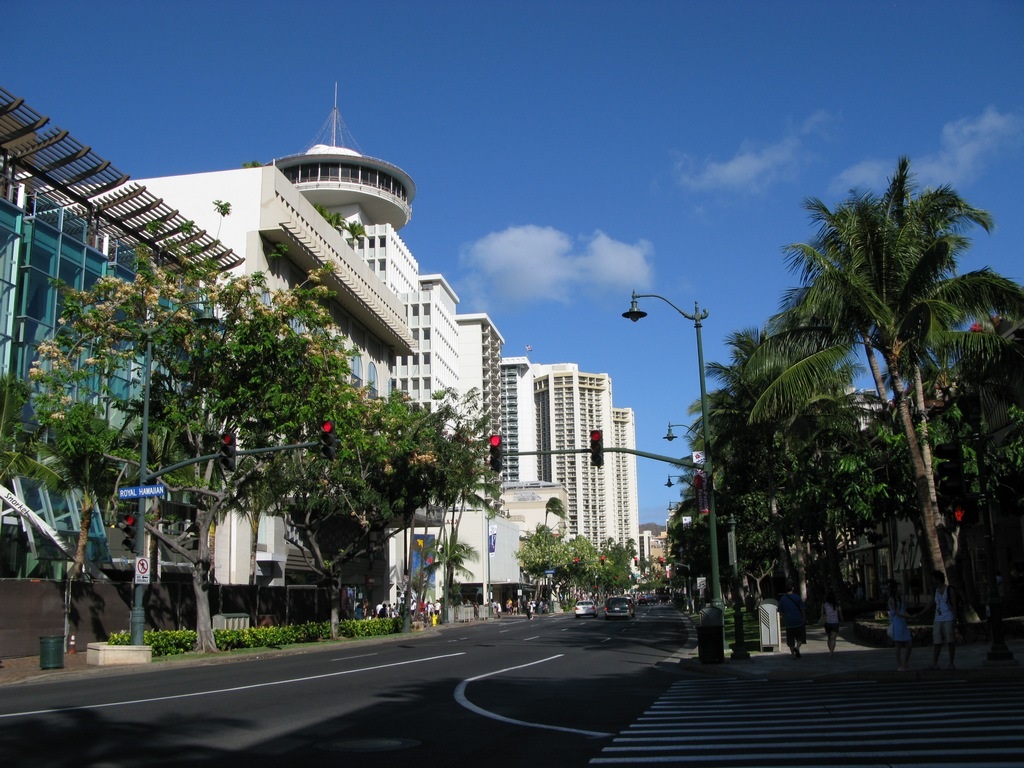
<box><xmin>0</xmin><ymin>374</ymin><xmax>63</xmax><ymax>491</ymax></box>
<box><xmin>46</xmin><ymin>403</ymin><xmax>121</xmax><ymax>580</ymax></box>
<box><xmin>33</xmin><ymin>259</ymin><xmax>372</xmax><ymax>650</ymax></box>
<box><xmin>755</xmin><ymin>157</ymin><xmax>1024</xmax><ymax>602</ymax></box>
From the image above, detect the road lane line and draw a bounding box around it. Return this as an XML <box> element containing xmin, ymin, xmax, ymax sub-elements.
<box><xmin>329</xmin><ymin>652</ymin><xmax>378</xmax><ymax>662</ymax></box>
<box><xmin>454</xmin><ymin>654</ymin><xmax>612</xmax><ymax>738</ymax></box>
<box><xmin>0</xmin><ymin>652</ymin><xmax>467</xmax><ymax>720</ymax></box>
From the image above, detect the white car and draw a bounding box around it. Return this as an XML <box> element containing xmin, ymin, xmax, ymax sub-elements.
<box><xmin>574</xmin><ymin>599</ymin><xmax>597</xmax><ymax>618</ymax></box>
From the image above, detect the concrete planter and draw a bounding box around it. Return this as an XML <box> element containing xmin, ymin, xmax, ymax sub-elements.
<box><xmin>86</xmin><ymin>642</ymin><xmax>152</xmax><ymax>666</ymax></box>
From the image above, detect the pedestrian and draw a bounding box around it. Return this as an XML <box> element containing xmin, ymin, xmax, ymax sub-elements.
<box><xmin>930</xmin><ymin>570</ymin><xmax>958</xmax><ymax>670</ymax></box>
<box><xmin>888</xmin><ymin>579</ymin><xmax>912</xmax><ymax>671</ymax></box>
<box><xmin>821</xmin><ymin>589</ymin><xmax>843</xmax><ymax>657</ymax></box>
<box><xmin>779</xmin><ymin>580</ymin><xmax>806</xmax><ymax>659</ymax></box>
<box><xmin>525</xmin><ymin>600</ymin><xmax>533</xmax><ymax>620</ymax></box>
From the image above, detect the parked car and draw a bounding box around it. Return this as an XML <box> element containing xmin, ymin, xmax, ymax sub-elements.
<box><xmin>574</xmin><ymin>599</ymin><xmax>598</xmax><ymax>618</ymax></box>
<box><xmin>604</xmin><ymin>596</ymin><xmax>635</xmax><ymax>620</ymax></box>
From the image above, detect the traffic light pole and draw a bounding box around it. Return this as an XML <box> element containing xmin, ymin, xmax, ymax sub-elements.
<box><xmin>512</xmin><ymin>445</ymin><xmax>700</xmax><ymax>469</ymax></box>
<box><xmin>129</xmin><ymin>439</ymin><xmax>320</xmax><ymax>646</ymax></box>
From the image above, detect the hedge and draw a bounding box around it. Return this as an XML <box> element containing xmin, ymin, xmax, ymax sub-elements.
<box><xmin>106</xmin><ymin>617</ymin><xmax>403</xmax><ymax>657</ymax></box>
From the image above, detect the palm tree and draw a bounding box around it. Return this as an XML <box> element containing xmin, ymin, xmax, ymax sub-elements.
<box><xmin>426</xmin><ymin>532</ymin><xmax>479</xmax><ymax>606</ymax></box>
<box><xmin>47</xmin><ymin>403</ymin><xmax>122</xmax><ymax>580</ymax></box>
<box><xmin>709</xmin><ymin>327</ymin><xmax>866</xmax><ymax>596</ymax></box>
<box><xmin>755</xmin><ymin>157</ymin><xmax>1024</xmax><ymax>592</ymax></box>
<box><xmin>543</xmin><ymin>496</ymin><xmax>566</xmax><ymax>533</ymax></box>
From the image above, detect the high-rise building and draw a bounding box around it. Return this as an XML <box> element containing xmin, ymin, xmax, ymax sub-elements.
<box><xmin>499</xmin><ymin>357</ymin><xmax>538</xmax><ymax>482</ymax></box>
<box><xmin>532</xmin><ymin>364</ymin><xmax>638</xmax><ymax>548</ymax></box>
<box><xmin>610</xmin><ymin>407</ymin><xmax>640</xmax><ymax>548</ymax></box>
<box><xmin>400</xmin><ymin>274</ymin><xmax>461</xmax><ymax>407</ymax></box>
<box><xmin>456</xmin><ymin>313</ymin><xmax>504</xmax><ymax>431</ymax></box>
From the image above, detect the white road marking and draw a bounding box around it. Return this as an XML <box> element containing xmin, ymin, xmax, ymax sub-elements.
<box><xmin>0</xmin><ymin>652</ymin><xmax>467</xmax><ymax>720</ymax></box>
<box><xmin>454</xmin><ymin>654</ymin><xmax>612</xmax><ymax>738</ymax></box>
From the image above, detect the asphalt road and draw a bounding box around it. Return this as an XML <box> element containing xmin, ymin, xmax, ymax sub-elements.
<box><xmin>0</xmin><ymin>603</ymin><xmax>692</xmax><ymax>767</ymax></box>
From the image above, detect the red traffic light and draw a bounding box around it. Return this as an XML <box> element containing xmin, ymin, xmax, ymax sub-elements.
<box><xmin>222</xmin><ymin>433</ymin><xmax>235</xmax><ymax>446</ymax></box>
<box><xmin>123</xmin><ymin>514</ymin><xmax>136</xmax><ymax>527</ymax></box>
<box><xmin>489</xmin><ymin>434</ymin><xmax>502</xmax><ymax>447</ymax></box>
<box><xmin>589</xmin><ymin>430</ymin><xmax>604</xmax><ymax>467</ymax></box>
<box><xmin>320</xmin><ymin>420</ymin><xmax>339</xmax><ymax>459</ymax></box>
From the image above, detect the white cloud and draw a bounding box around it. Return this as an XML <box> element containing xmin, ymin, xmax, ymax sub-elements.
<box><xmin>458</xmin><ymin>225</ymin><xmax>653</xmax><ymax>309</ymax></box>
<box><xmin>831</xmin><ymin>107</ymin><xmax>1024</xmax><ymax>194</ymax></box>
<box><xmin>916</xmin><ymin>107</ymin><xmax>1024</xmax><ymax>186</ymax></box>
<box><xmin>674</xmin><ymin>111</ymin><xmax>831</xmax><ymax>194</ymax></box>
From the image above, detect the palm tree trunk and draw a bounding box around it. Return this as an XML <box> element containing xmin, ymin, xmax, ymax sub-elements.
<box><xmin>889</xmin><ymin>367</ymin><xmax>945</xmax><ymax>582</ymax></box>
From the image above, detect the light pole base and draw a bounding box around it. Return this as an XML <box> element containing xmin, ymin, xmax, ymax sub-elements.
<box><xmin>731</xmin><ymin>603</ymin><xmax>750</xmax><ymax>661</ymax></box>
<box><xmin>129</xmin><ymin>606</ymin><xmax>146</xmax><ymax>647</ymax></box>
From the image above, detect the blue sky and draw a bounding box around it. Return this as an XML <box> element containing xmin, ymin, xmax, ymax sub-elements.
<box><xmin>6</xmin><ymin>1</ymin><xmax>1023</xmax><ymax>526</ymax></box>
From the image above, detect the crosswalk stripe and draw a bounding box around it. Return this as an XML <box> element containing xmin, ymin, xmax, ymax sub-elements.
<box><xmin>591</xmin><ymin>678</ymin><xmax>1024</xmax><ymax>765</ymax></box>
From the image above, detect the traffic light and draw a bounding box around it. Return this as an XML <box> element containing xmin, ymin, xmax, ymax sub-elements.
<box><xmin>934</xmin><ymin>442</ymin><xmax>965</xmax><ymax>498</ymax></box>
<box><xmin>953</xmin><ymin>500</ymin><xmax>980</xmax><ymax>527</ymax></box>
<box><xmin>488</xmin><ymin>434</ymin><xmax>503</xmax><ymax>473</ymax></box>
<box><xmin>119</xmin><ymin>512</ymin><xmax>137</xmax><ymax>550</ymax></box>
<box><xmin>634</xmin><ymin>557</ymin><xmax>639</xmax><ymax>566</ymax></box>
<box><xmin>599</xmin><ymin>555</ymin><xmax>606</xmax><ymax>564</ymax></box>
<box><xmin>320</xmin><ymin>420</ymin><xmax>338</xmax><ymax>460</ymax></box>
<box><xmin>219</xmin><ymin>433</ymin><xmax>237</xmax><ymax>472</ymax></box>
<box><xmin>589</xmin><ymin>429</ymin><xmax>604</xmax><ymax>467</ymax></box>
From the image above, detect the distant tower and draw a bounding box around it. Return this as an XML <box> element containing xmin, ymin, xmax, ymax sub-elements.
<box><xmin>274</xmin><ymin>85</ymin><xmax>415</xmax><ymax>232</ymax></box>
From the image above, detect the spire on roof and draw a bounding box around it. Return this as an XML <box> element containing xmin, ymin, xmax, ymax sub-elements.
<box><xmin>306</xmin><ymin>82</ymin><xmax>362</xmax><ymax>153</ymax></box>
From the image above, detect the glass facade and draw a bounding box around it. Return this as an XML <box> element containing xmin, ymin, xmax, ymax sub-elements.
<box><xmin>0</xmin><ymin>194</ymin><xmax>131</xmax><ymax>578</ymax></box>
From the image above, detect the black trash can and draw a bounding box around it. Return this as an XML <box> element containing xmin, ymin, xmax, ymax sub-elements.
<box><xmin>697</xmin><ymin>607</ymin><xmax>724</xmax><ymax>664</ymax></box>
<box><xmin>39</xmin><ymin>635</ymin><xmax>65</xmax><ymax>669</ymax></box>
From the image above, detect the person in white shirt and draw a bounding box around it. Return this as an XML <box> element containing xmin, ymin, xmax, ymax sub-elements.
<box><xmin>931</xmin><ymin>571</ymin><xmax>958</xmax><ymax>670</ymax></box>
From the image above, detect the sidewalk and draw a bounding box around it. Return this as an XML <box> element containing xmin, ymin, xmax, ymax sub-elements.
<box><xmin>676</xmin><ymin>614</ymin><xmax>1024</xmax><ymax>682</ymax></box>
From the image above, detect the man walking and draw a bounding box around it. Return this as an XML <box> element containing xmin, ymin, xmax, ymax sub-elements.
<box><xmin>931</xmin><ymin>570</ymin><xmax>958</xmax><ymax>670</ymax></box>
<box><xmin>779</xmin><ymin>581</ymin><xmax>806</xmax><ymax>659</ymax></box>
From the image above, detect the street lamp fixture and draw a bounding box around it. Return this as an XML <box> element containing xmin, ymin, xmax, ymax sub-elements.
<box><xmin>622</xmin><ymin>290</ymin><xmax>723</xmax><ymax>610</ymax></box>
<box><xmin>663</xmin><ymin>422</ymin><xmax>695</xmax><ymax>442</ymax></box>
<box><xmin>665</xmin><ymin>474</ymin><xmax>687</xmax><ymax>488</ymax></box>
<box><xmin>130</xmin><ymin>298</ymin><xmax>216</xmax><ymax>647</ymax></box>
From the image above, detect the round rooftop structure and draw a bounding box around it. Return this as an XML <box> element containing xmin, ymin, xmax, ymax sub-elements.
<box><xmin>274</xmin><ymin>144</ymin><xmax>416</xmax><ymax>230</ymax></box>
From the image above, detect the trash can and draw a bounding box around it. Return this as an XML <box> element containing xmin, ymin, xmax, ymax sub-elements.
<box><xmin>39</xmin><ymin>635</ymin><xmax>65</xmax><ymax>670</ymax></box>
<box><xmin>696</xmin><ymin>606</ymin><xmax>724</xmax><ymax>664</ymax></box>
<box><xmin>758</xmin><ymin>598</ymin><xmax>781</xmax><ymax>651</ymax></box>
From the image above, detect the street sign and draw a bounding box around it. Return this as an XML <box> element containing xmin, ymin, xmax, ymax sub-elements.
<box><xmin>134</xmin><ymin>556</ymin><xmax>151</xmax><ymax>585</ymax></box>
<box><xmin>544</xmin><ymin>569</ymin><xmax>556</xmax><ymax>575</ymax></box>
<box><xmin>118</xmin><ymin>485</ymin><xmax>165</xmax><ymax>500</ymax></box>
<box><xmin>692</xmin><ymin>451</ymin><xmax>705</xmax><ymax>465</ymax></box>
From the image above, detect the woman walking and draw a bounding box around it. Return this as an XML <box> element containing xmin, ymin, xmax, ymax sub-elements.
<box><xmin>821</xmin><ymin>589</ymin><xmax>843</xmax><ymax>657</ymax></box>
<box><xmin>888</xmin><ymin>580</ymin><xmax>913</xmax><ymax>671</ymax></box>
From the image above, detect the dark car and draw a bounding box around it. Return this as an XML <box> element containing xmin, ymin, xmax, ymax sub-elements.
<box><xmin>604</xmin><ymin>596</ymin><xmax>635</xmax><ymax>620</ymax></box>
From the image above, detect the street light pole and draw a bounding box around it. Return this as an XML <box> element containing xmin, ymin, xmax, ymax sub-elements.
<box><xmin>623</xmin><ymin>291</ymin><xmax>722</xmax><ymax>609</ymax></box>
<box><xmin>129</xmin><ymin>330</ymin><xmax>155</xmax><ymax>647</ymax></box>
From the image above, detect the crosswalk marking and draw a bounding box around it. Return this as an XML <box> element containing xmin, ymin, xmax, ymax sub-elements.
<box><xmin>591</xmin><ymin>678</ymin><xmax>1024</xmax><ymax>766</ymax></box>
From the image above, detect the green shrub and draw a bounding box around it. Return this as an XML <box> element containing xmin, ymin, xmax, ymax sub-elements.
<box><xmin>105</xmin><ymin>619</ymin><xmax>394</xmax><ymax>657</ymax></box>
